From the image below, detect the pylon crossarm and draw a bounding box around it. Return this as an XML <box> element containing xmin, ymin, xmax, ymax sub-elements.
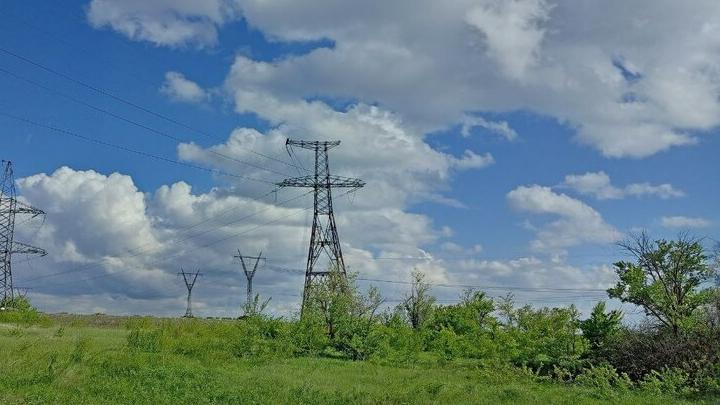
<box><xmin>277</xmin><ymin>175</ymin><xmax>365</xmax><ymax>188</ymax></box>
<box><xmin>11</xmin><ymin>241</ymin><xmax>46</xmax><ymax>256</ymax></box>
<box><xmin>286</xmin><ymin>139</ymin><xmax>341</xmax><ymax>150</ymax></box>
<box><xmin>11</xmin><ymin>201</ymin><xmax>45</xmax><ymax>217</ymax></box>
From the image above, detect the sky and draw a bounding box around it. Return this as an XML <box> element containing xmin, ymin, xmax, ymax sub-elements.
<box><xmin>1</xmin><ymin>0</ymin><xmax>718</xmax><ymax>318</ymax></box>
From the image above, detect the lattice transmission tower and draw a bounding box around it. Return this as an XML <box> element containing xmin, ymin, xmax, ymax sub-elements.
<box><xmin>178</xmin><ymin>269</ymin><xmax>202</xmax><ymax>318</ymax></box>
<box><xmin>234</xmin><ymin>249</ymin><xmax>265</xmax><ymax>313</ymax></box>
<box><xmin>0</xmin><ymin>161</ymin><xmax>46</xmax><ymax>304</ymax></box>
<box><xmin>277</xmin><ymin>139</ymin><xmax>364</xmax><ymax>311</ymax></box>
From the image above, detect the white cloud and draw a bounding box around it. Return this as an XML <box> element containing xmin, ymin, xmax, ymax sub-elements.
<box><xmin>232</xmin><ymin>1</ymin><xmax>720</xmax><ymax>157</ymax></box>
<box><xmin>507</xmin><ymin>185</ymin><xmax>621</xmax><ymax>252</ymax></box>
<box><xmin>461</xmin><ymin>115</ymin><xmax>518</xmax><ymax>140</ymax></box>
<box><xmin>624</xmin><ymin>183</ymin><xmax>684</xmax><ymax>199</ymax></box>
<box><xmin>160</xmin><ymin>71</ymin><xmax>208</xmax><ymax>104</ymax></box>
<box><xmin>86</xmin><ymin>0</ymin><xmax>239</xmax><ymax>48</ymax></box>
<box><xmin>14</xmin><ymin>157</ymin><xmax>462</xmax><ymax>316</ymax></box>
<box><xmin>17</xmin><ymin>167</ymin><xmax>160</xmax><ymax>260</ymax></box>
<box><xmin>465</xmin><ymin>0</ymin><xmax>551</xmax><ymax>80</ymax></box>
<box><xmin>561</xmin><ymin>171</ymin><xmax>684</xmax><ymax>200</ymax></box>
<box><xmin>453</xmin><ymin>256</ymin><xmax>615</xmax><ymax>291</ymax></box>
<box><xmin>86</xmin><ymin>1</ymin><xmax>720</xmax><ymax>157</ymax></box>
<box><xmin>440</xmin><ymin>242</ymin><xmax>483</xmax><ymax>255</ymax></box>
<box><xmin>14</xmin><ymin>167</ymin><xmax>626</xmax><ymax>316</ymax></box>
<box><xmin>660</xmin><ymin>216</ymin><xmax>712</xmax><ymax>229</ymax></box>
<box><xmin>450</xmin><ymin>150</ymin><xmax>495</xmax><ymax>170</ymax></box>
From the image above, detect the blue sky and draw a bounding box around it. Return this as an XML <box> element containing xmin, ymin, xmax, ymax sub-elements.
<box><xmin>1</xmin><ymin>0</ymin><xmax>718</xmax><ymax>316</ymax></box>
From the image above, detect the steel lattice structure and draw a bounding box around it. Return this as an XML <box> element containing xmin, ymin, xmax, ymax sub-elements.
<box><xmin>179</xmin><ymin>269</ymin><xmax>201</xmax><ymax>318</ymax></box>
<box><xmin>0</xmin><ymin>161</ymin><xmax>46</xmax><ymax>303</ymax></box>
<box><xmin>234</xmin><ymin>249</ymin><xmax>265</xmax><ymax>311</ymax></box>
<box><xmin>277</xmin><ymin>139</ymin><xmax>364</xmax><ymax>311</ymax></box>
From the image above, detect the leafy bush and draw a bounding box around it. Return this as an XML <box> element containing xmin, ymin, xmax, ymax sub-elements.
<box><xmin>304</xmin><ymin>268</ymin><xmax>384</xmax><ymax>360</ymax></box>
<box><xmin>428</xmin><ymin>327</ymin><xmax>464</xmax><ymax>361</ymax></box>
<box><xmin>0</xmin><ymin>296</ymin><xmax>50</xmax><ymax>325</ymax></box>
<box><xmin>503</xmin><ymin>304</ymin><xmax>586</xmax><ymax>373</ymax></box>
<box><xmin>288</xmin><ymin>315</ymin><xmax>328</xmax><ymax>356</ymax></box>
<box><xmin>639</xmin><ymin>367</ymin><xmax>695</xmax><ymax>396</ymax></box>
<box><xmin>579</xmin><ymin>301</ymin><xmax>622</xmax><ymax>361</ymax></box>
<box><xmin>575</xmin><ymin>364</ymin><xmax>633</xmax><ymax>398</ymax></box>
<box><xmin>369</xmin><ymin>321</ymin><xmax>423</xmax><ymax>366</ymax></box>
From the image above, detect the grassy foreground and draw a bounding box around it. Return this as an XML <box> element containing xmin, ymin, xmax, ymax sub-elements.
<box><xmin>0</xmin><ymin>315</ymin><xmax>707</xmax><ymax>404</ymax></box>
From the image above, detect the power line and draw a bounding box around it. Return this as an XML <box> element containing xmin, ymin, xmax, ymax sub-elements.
<box><xmin>0</xmin><ymin>111</ymin><xmax>276</xmax><ymax>185</ymax></box>
<box><xmin>0</xmin><ymin>66</ymin><xmax>294</xmax><ymax>178</ymax></box>
<box><xmin>268</xmin><ymin>292</ymin><xmax>606</xmax><ymax>305</ymax></box>
<box><xmin>0</xmin><ymin>46</ymin><xmax>304</xmax><ymax>173</ymax></box>
<box><xmin>263</xmin><ymin>264</ymin><xmax>608</xmax><ymax>293</ymax></box>
<box><xmin>357</xmin><ymin>277</ymin><xmax>608</xmax><ymax>293</ymax></box>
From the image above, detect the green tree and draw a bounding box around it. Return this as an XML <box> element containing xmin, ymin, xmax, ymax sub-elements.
<box><xmin>399</xmin><ymin>269</ymin><xmax>436</xmax><ymax>330</ymax></box>
<box><xmin>304</xmin><ymin>266</ymin><xmax>384</xmax><ymax>359</ymax></box>
<box><xmin>0</xmin><ymin>295</ymin><xmax>34</xmax><ymax>311</ymax></box>
<box><xmin>305</xmin><ymin>266</ymin><xmax>354</xmax><ymax>340</ymax></box>
<box><xmin>510</xmin><ymin>305</ymin><xmax>585</xmax><ymax>370</ymax></box>
<box><xmin>431</xmin><ymin>289</ymin><xmax>494</xmax><ymax>335</ymax></box>
<box><xmin>579</xmin><ymin>301</ymin><xmax>622</xmax><ymax>356</ymax></box>
<box><xmin>608</xmin><ymin>233</ymin><xmax>715</xmax><ymax>336</ymax></box>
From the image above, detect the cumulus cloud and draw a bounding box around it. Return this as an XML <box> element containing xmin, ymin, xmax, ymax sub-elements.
<box><xmin>561</xmin><ymin>171</ymin><xmax>684</xmax><ymax>200</ymax></box>
<box><xmin>14</xmin><ymin>166</ymin><xmax>627</xmax><ymax>316</ymax></box>
<box><xmin>452</xmin><ymin>256</ymin><xmax>615</xmax><ymax>291</ymax></box>
<box><xmin>17</xmin><ymin>167</ymin><xmax>160</xmax><ymax>260</ymax></box>
<box><xmin>160</xmin><ymin>72</ymin><xmax>208</xmax><ymax>104</ymax></box>
<box><xmin>86</xmin><ymin>1</ymin><xmax>720</xmax><ymax>157</ymax></box>
<box><xmin>14</xmin><ymin>162</ymin><xmax>461</xmax><ymax>316</ymax></box>
<box><xmin>86</xmin><ymin>0</ymin><xmax>239</xmax><ymax>48</ymax></box>
<box><xmin>450</xmin><ymin>150</ymin><xmax>495</xmax><ymax>170</ymax></box>
<box><xmin>461</xmin><ymin>115</ymin><xmax>518</xmax><ymax>140</ymax></box>
<box><xmin>465</xmin><ymin>0</ymin><xmax>551</xmax><ymax>80</ymax></box>
<box><xmin>660</xmin><ymin>216</ymin><xmax>712</xmax><ymax>229</ymax></box>
<box><xmin>507</xmin><ymin>185</ymin><xmax>622</xmax><ymax>252</ymax></box>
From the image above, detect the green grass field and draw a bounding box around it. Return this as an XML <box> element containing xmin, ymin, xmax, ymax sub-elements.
<box><xmin>0</xmin><ymin>315</ymin><xmax>709</xmax><ymax>404</ymax></box>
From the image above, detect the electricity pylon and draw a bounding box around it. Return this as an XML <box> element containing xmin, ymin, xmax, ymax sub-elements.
<box><xmin>234</xmin><ymin>249</ymin><xmax>265</xmax><ymax>312</ymax></box>
<box><xmin>178</xmin><ymin>269</ymin><xmax>201</xmax><ymax>318</ymax></box>
<box><xmin>277</xmin><ymin>139</ymin><xmax>364</xmax><ymax>312</ymax></box>
<box><xmin>0</xmin><ymin>161</ymin><xmax>46</xmax><ymax>303</ymax></box>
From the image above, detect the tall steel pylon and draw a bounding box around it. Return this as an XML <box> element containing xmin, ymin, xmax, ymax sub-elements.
<box><xmin>0</xmin><ymin>161</ymin><xmax>46</xmax><ymax>304</ymax></box>
<box><xmin>234</xmin><ymin>249</ymin><xmax>264</xmax><ymax>312</ymax></box>
<box><xmin>178</xmin><ymin>269</ymin><xmax>201</xmax><ymax>318</ymax></box>
<box><xmin>277</xmin><ymin>139</ymin><xmax>364</xmax><ymax>311</ymax></box>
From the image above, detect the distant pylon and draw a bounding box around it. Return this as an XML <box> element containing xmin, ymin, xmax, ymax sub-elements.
<box><xmin>178</xmin><ymin>269</ymin><xmax>201</xmax><ymax>318</ymax></box>
<box><xmin>0</xmin><ymin>160</ymin><xmax>46</xmax><ymax>303</ymax></box>
<box><xmin>234</xmin><ymin>249</ymin><xmax>265</xmax><ymax>313</ymax></box>
<box><xmin>277</xmin><ymin>139</ymin><xmax>364</xmax><ymax>312</ymax></box>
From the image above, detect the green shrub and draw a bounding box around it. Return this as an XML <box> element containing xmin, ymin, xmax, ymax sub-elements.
<box><xmin>639</xmin><ymin>367</ymin><xmax>696</xmax><ymax>396</ymax></box>
<box><xmin>575</xmin><ymin>364</ymin><xmax>633</xmax><ymax>398</ymax></box>
<box><xmin>288</xmin><ymin>316</ymin><xmax>329</xmax><ymax>356</ymax></box>
<box><xmin>368</xmin><ymin>323</ymin><xmax>423</xmax><ymax>366</ymax></box>
<box><xmin>429</xmin><ymin>327</ymin><xmax>466</xmax><ymax>361</ymax></box>
<box><xmin>0</xmin><ymin>300</ymin><xmax>50</xmax><ymax>326</ymax></box>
